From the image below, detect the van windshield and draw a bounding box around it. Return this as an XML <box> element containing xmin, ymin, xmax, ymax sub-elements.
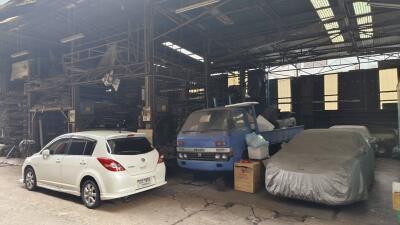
<box><xmin>181</xmin><ymin>110</ymin><xmax>230</xmax><ymax>133</ymax></box>
<box><xmin>107</xmin><ymin>137</ymin><xmax>153</xmax><ymax>155</ymax></box>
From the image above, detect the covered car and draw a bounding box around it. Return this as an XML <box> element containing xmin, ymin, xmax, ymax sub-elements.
<box><xmin>265</xmin><ymin>129</ymin><xmax>374</xmax><ymax>205</ymax></box>
<box><xmin>330</xmin><ymin>125</ymin><xmax>378</xmax><ymax>153</ymax></box>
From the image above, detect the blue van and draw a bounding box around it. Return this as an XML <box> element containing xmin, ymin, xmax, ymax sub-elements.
<box><xmin>177</xmin><ymin>102</ymin><xmax>303</xmax><ymax>172</ymax></box>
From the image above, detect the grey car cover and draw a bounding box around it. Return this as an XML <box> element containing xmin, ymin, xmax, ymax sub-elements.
<box><xmin>265</xmin><ymin>129</ymin><xmax>374</xmax><ymax>205</ymax></box>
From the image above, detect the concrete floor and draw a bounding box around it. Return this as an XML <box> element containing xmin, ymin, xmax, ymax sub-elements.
<box><xmin>0</xmin><ymin>157</ymin><xmax>398</xmax><ymax>225</ymax></box>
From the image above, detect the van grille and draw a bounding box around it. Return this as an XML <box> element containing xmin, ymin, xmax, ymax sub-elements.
<box><xmin>181</xmin><ymin>152</ymin><xmax>230</xmax><ymax>161</ymax></box>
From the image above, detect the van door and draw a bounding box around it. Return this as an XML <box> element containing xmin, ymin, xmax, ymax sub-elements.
<box><xmin>230</xmin><ymin>110</ymin><xmax>251</xmax><ymax>160</ymax></box>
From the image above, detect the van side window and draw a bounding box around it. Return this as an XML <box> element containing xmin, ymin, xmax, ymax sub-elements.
<box><xmin>231</xmin><ymin>111</ymin><xmax>247</xmax><ymax>129</ymax></box>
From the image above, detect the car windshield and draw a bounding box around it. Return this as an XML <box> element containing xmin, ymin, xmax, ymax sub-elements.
<box><xmin>180</xmin><ymin>110</ymin><xmax>230</xmax><ymax>133</ymax></box>
<box><xmin>107</xmin><ymin>137</ymin><xmax>153</xmax><ymax>155</ymax></box>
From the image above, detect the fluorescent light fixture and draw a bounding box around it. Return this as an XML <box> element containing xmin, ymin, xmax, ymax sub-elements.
<box><xmin>330</xmin><ymin>34</ymin><xmax>344</xmax><ymax>43</ymax></box>
<box><xmin>353</xmin><ymin>2</ymin><xmax>371</xmax><ymax>15</ymax></box>
<box><xmin>60</xmin><ymin>33</ymin><xmax>85</xmax><ymax>43</ymax></box>
<box><xmin>317</xmin><ymin>8</ymin><xmax>334</xmax><ymax>21</ymax></box>
<box><xmin>162</xmin><ymin>41</ymin><xmax>204</xmax><ymax>62</ymax></box>
<box><xmin>310</xmin><ymin>0</ymin><xmax>330</xmax><ymax>9</ymax></box>
<box><xmin>175</xmin><ymin>0</ymin><xmax>220</xmax><ymax>14</ymax></box>
<box><xmin>10</xmin><ymin>50</ymin><xmax>29</xmax><ymax>58</ymax></box>
<box><xmin>0</xmin><ymin>16</ymin><xmax>18</xmax><ymax>24</ymax></box>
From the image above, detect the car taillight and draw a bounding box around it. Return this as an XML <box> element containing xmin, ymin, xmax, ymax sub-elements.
<box><xmin>97</xmin><ymin>158</ymin><xmax>126</xmax><ymax>172</ymax></box>
<box><xmin>158</xmin><ymin>152</ymin><xmax>165</xmax><ymax>164</ymax></box>
<box><xmin>177</xmin><ymin>140</ymin><xmax>184</xmax><ymax>147</ymax></box>
<box><xmin>215</xmin><ymin>140</ymin><xmax>226</xmax><ymax>147</ymax></box>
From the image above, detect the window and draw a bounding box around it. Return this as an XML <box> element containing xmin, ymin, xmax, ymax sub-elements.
<box><xmin>48</xmin><ymin>139</ymin><xmax>69</xmax><ymax>155</ymax></box>
<box><xmin>68</xmin><ymin>139</ymin><xmax>96</xmax><ymax>156</ymax></box>
<box><xmin>84</xmin><ymin>141</ymin><xmax>96</xmax><ymax>156</ymax></box>
<box><xmin>68</xmin><ymin>139</ymin><xmax>87</xmax><ymax>155</ymax></box>
<box><xmin>180</xmin><ymin>110</ymin><xmax>230</xmax><ymax>133</ymax></box>
<box><xmin>324</xmin><ymin>74</ymin><xmax>338</xmax><ymax>110</ymax></box>
<box><xmin>379</xmin><ymin>68</ymin><xmax>398</xmax><ymax>109</ymax></box>
<box><xmin>277</xmin><ymin>79</ymin><xmax>292</xmax><ymax>112</ymax></box>
<box><xmin>231</xmin><ymin>111</ymin><xmax>246</xmax><ymax>129</ymax></box>
<box><xmin>228</xmin><ymin>72</ymin><xmax>240</xmax><ymax>87</ymax></box>
<box><xmin>107</xmin><ymin>137</ymin><xmax>153</xmax><ymax>155</ymax></box>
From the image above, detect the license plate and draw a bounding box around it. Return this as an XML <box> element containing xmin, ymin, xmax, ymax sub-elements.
<box><xmin>137</xmin><ymin>177</ymin><xmax>152</xmax><ymax>189</ymax></box>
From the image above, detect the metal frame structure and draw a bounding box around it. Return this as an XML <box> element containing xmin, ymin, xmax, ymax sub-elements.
<box><xmin>0</xmin><ymin>0</ymin><xmax>399</xmax><ymax>149</ymax></box>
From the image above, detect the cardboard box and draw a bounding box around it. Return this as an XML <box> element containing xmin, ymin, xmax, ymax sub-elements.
<box><xmin>393</xmin><ymin>182</ymin><xmax>400</xmax><ymax>210</ymax></box>
<box><xmin>234</xmin><ymin>161</ymin><xmax>262</xmax><ymax>193</ymax></box>
<box><xmin>248</xmin><ymin>145</ymin><xmax>269</xmax><ymax>160</ymax></box>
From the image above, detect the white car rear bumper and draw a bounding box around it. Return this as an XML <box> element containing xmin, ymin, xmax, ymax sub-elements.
<box><xmin>100</xmin><ymin>163</ymin><xmax>167</xmax><ymax>200</ymax></box>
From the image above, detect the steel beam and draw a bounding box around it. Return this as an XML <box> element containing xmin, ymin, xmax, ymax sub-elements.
<box><xmin>153</xmin><ymin>0</ymin><xmax>231</xmax><ymax>41</ymax></box>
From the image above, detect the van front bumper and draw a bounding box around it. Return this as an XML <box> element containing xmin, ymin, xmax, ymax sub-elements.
<box><xmin>177</xmin><ymin>159</ymin><xmax>234</xmax><ymax>171</ymax></box>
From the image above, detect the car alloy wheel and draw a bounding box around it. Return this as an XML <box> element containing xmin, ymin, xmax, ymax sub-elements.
<box><xmin>25</xmin><ymin>168</ymin><xmax>36</xmax><ymax>191</ymax></box>
<box><xmin>81</xmin><ymin>180</ymin><xmax>101</xmax><ymax>209</ymax></box>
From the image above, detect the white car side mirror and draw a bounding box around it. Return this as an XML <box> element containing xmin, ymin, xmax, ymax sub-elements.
<box><xmin>42</xmin><ymin>149</ymin><xmax>50</xmax><ymax>159</ymax></box>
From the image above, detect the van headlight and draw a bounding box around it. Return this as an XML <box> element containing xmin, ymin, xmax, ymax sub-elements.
<box><xmin>178</xmin><ymin>153</ymin><xmax>183</xmax><ymax>158</ymax></box>
<box><xmin>215</xmin><ymin>154</ymin><xmax>221</xmax><ymax>159</ymax></box>
<box><xmin>221</xmin><ymin>154</ymin><xmax>228</xmax><ymax>160</ymax></box>
<box><xmin>183</xmin><ymin>153</ymin><xmax>188</xmax><ymax>159</ymax></box>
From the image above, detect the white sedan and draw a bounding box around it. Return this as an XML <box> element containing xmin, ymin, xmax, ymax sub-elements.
<box><xmin>22</xmin><ymin>131</ymin><xmax>167</xmax><ymax>208</ymax></box>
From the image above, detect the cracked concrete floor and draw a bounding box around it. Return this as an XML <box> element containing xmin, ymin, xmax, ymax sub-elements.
<box><xmin>0</xmin><ymin>158</ymin><xmax>398</xmax><ymax>225</ymax></box>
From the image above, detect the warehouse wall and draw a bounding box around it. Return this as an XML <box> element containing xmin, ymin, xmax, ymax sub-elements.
<box><xmin>271</xmin><ymin>67</ymin><xmax>398</xmax><ymax>132</ymax></box>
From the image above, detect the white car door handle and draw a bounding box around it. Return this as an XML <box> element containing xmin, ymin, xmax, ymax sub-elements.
<box><xmin>56</xmin><ymin>159</ymin><xmax>61</xmax><ymax>163</ymax></box>
<box><xmin>80</xmin><ymin>162</ymin><xmax>86</xmax><ymax>165</ymax></box>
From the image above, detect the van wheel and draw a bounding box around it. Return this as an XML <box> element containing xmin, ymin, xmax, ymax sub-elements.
<box><xmin>81</xmin><ymin>179</ymin><xmax>101</xmax><ymax>209</ymax></box>
<box><xmin>24</xmin><ymin>167</ymin><xmax>37</xmax><ymax>191</ymax></box>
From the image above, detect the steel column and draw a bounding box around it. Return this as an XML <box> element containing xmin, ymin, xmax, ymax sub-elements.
<box><xmin>144</xmin><ymin>0</ymin><xmax>155</xmax><ymax>128</ymax></box>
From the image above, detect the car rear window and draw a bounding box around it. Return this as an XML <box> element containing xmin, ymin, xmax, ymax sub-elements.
<box><xmin>107</xmin><ymin>137</ymin><xmax>153</xmax><ymax>155</ymax></box>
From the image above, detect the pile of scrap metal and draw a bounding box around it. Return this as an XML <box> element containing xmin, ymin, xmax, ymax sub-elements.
<box><xmin>0</xmin><ymin>91</ymin><xmax>28</xmax><ymax>156</ymax></box>
<box><xmin>265</xmin><ymin>129</ymin><xmax>375</xmax><ymax>205</ymax></box>
<box><xmin>260</xmin><ymin>105</ymin><xmax>297</xmax><ymax>129</ymax></box>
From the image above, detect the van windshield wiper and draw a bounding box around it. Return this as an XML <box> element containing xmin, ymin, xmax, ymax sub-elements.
<box><xmin>204</xmin><ymin>128</ymin><xmax>226</xmax><ymax>131</ymax></box>
<box><xmin>182</xmin><ymin>130</ymin><xmax>199</xmax><ymax>133</ymax></box>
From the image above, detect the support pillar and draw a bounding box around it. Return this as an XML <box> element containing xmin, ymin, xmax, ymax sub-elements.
<box><xmin>71</xmin><ymin>85</ymin><xmax>79</xmax><ymax>132</ymax></box>
<box><xmin>144</xmin><ymin>0</ymin><xmax>155</xmax><ymax>129</ymax></box>
<box><xmin>204</xmin><ymin>40</ymin><xmax>210</xmax><ymax>108</ymax></box>
<box><xmin>239</xmin><ymin>66</ymin><xmax>246</xmax><ymax>101</ymax></box>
